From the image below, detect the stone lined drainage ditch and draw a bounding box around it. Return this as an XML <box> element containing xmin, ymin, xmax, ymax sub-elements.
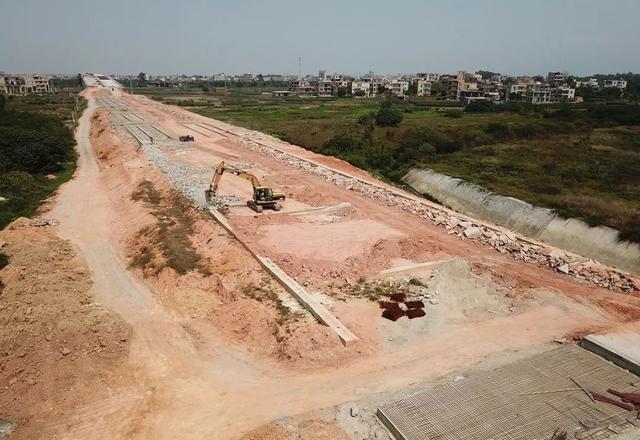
<box><xmin>403</xmin><ymin>168</ymin><xmax>640</xmax><ymax>275</ymax></box>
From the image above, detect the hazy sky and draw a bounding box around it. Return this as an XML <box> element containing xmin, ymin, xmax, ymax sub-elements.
<box><xmin>2</xmin><ymin>0</ymin><xmax>639</xmax><ymax>76</ymax></box>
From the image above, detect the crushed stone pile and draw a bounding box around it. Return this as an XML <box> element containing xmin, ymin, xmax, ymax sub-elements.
<box><xmin>28</xmin><ymin>217</ymin><xmax>59</xmax><ymax>227</ymax></box>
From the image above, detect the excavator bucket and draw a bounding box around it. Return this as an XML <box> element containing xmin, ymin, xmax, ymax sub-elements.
<box><xmin>204</xmin><ymin>189</ymin><xmax>215</xmax><ymax>204</ymax></box>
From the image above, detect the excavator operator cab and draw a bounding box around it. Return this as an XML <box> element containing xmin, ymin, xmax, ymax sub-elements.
<box><xmin>255</xmin><ymin>187</ymin><xmax>273</xmax><ymax>201</ymax></box>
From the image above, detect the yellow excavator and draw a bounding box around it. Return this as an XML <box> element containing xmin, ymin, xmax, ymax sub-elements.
<box><xmin>204</xmin><ymin>161</ymin><xmax>285</xmax><ymax>213</ymax></box>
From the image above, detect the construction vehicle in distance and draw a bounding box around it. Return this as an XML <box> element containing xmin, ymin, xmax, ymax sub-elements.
<box><xmin>204</xmin><ymin>161</ymin><xmax>285</xmax><ymax>213</ymax></box>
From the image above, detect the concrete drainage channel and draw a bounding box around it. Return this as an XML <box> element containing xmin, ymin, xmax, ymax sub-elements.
<box><xmin>403</xmin><ymin>168</ymin><xmax>640</xmax><ymax>275</ymax></box>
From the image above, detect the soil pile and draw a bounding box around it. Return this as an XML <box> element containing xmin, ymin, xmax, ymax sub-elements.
<box><xmin>0</xmin><ymin>218</ymin><xmax>131</xmax><ymax>439</ymax></box>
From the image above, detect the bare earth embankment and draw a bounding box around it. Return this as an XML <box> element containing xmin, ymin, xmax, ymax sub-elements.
<box><xmin>1</xmin><ymin>88</ymin><xmax>640</xmax><ymax>439</ymax></box>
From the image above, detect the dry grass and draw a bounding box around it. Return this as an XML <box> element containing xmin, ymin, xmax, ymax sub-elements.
<box><xmin>129</xmin><ymin>180</ymin><xmax>209</xmax><ymax>276</ymax></box>
<box><xmin>242</xmin><ymin>279</ymin><xmax>304</xmax><ymax>325</ymax></box>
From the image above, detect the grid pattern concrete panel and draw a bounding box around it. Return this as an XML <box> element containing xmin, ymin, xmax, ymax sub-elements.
<box><xmin>378</xmin><ymin>346</ymin><xmax>640</xmax><ymax>440</ymax></box>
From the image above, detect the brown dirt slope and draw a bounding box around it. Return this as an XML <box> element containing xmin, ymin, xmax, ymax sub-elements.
<box><xmin>0</xmin><ymin>218</ymin><xmax>131</xmax><ymax>439</ymax></box>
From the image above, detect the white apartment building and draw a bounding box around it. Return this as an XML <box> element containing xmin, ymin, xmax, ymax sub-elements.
<box><xmin>416</xmin><ymin>79</ymin><xmax>432</xmax><ymax>96</ymax></box>
<box><xmin>387</xmin><ymin>80</ymin><xmax>409</xmax><ymax>97</ymax></box>
<box><xmin>527</xmin><ymin>83</ymin><xmax>552</xmax><ymax>104</ymax></box>
<box><xmin>556</xmin><ymin>84</ymin><xmax>576</xmax><ymax>101</ymax></box>
<box><xmin>576</xmin><ymin>78</ymin><xmax>599</xmax><ymax>88</ymax></box>
<box><xmin>351</xmin><ymin>80</ymin><xmax>371</xmax><ymax>97</ymax></box>
<box><xmin>603</xmin><ymin>79</ymin><xmax>627</xmax><ymax>90</ymax></box>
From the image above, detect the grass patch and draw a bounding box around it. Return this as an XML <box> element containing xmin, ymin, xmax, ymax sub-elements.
<box><xmin>346</xmin><ymin>278</ymin><xmax>416</xmax><ymax>302</ymax></box>
<box><xmin>0</xmin><ymin>93</ymin><xmax>85</xmax><ymax>230</ymax></box>
<box><xmin>242</xmin><ymin>281</ymin><xmax>303</xmax><ymax>325</ymax></box>
<box><xmin>129</xmin><ymin>180</ymin><xmax>209</xmax><ymax>276</ymax></box>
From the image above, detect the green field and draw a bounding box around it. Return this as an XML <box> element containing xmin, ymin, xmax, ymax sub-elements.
<box><xmin>0</xmin><ymin>93</ymin><xmax>85</xmax><ymax>228</ymax></box>
<box><xmin>138</xmin><ymin>87</ymin><xmax>640</xmax><ymax>243</ymax></box>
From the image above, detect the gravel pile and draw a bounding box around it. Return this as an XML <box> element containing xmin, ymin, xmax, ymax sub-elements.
<box><xmin>141</xmin><ymin>142</ymin><xmax>212</xmax><ymax>208</ymax></box>
<box><xmin>28</xmin><ymin>217</ymin><xmax>59</xmax><ymax>227</ymax></box>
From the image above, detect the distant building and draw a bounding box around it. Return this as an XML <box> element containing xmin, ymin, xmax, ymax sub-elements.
<box><xmin>603</xmin><ymin>79</ymin><xmax>627</xmax><ymax>90</ymax></box>
<box><xmin>387</xmin><ymin>80</ymin><xmax>409</xmax><ymax>97</ymax></box>
<box><xmin>547</xmin><ymin>71</ymin><xmax>568</xmax><ymax>87</ymax></box>
<box><xmin>317</xmin><ymin>80</ymin><xmax>335</xmax><ymax>97</ymax></box>
<box><xmin>239</xmin><ymin>73</ymin><xmax>254</xmax><ymax>83</ymax></box>
<box><xmin>272</xmin><ymin>90</ymin><xmax>293</xmax><ymax>97</ymax></box>
<box><xmin>506</xmin><ymin>84</ymin><xmax>522</xmax><ymax>100</ymax></box>
<box><xmin>0</xmin><ymin>74</ymin><xmax>51</xmax><ymax>95</ymax></box>
<box><xmin>289</xmin><ymin>79</ymin><xmax>315</xmax><ymax>96</ymax></box>
<box><xmin>415</xmin><ymin>79</ymin><xmax>432</xmax><ymax>97</ymax></box>
<box><xmin>555</xmin><ymin>84</ymin><xmax>576</xmax><ymax>101</ymax></box>
<box><xmin>447</xmin><ymin>71</ymin><xmax>466</xmax><ymax>100</ymax></box>
<box><xmin>351</xmin><ymin>80</ymin><xmax>371</xmax><ymax>97</ymax></box>
<box><xmin>576</xmin><ymin>78</ymin><xmax>599</xmax><ymax>88</ymax></box>
<box><xmin>527</xmin><ymin>83</ymin><xmax>552</xmax><ymax>104</ymax></box>
<box><xmin>416</xmin><ymin>73</ymin><xmax>440</xmax><ymax>82</ymax></box>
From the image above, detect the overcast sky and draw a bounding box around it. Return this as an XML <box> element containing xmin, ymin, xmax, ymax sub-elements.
<box><xmin>1</xmin><ymin>0</ymin><xmax>639</xmax><ymax>76</ymax></box>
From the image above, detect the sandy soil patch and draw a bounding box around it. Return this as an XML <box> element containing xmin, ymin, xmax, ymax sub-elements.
<box><xmin>258</xmin><ymin>219</ymin><xmax>406</xmax><ymax>262</ymax></box>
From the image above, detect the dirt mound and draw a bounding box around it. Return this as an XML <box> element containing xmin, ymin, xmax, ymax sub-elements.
<box><xmin>0</xmin><ymin>218</ymin><xmax>131</xmax><ymax>439</ymax></box>
<box><xmin>211</xmin><ymin>298</ymin><xmax>281</xmax><ymax>353</ymax></box>
<box><xmin>276</xmin><ymin>321</ymin><xmax>369</xmax><ymax>369</ymax></box>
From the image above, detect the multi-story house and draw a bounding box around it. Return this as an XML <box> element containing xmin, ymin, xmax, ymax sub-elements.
<box><xmin>603</xmin><ymin>79</ymin><xmax>627</xmax><ymax>90</ymax></box>
<box><xmin>317</xmin><ymin>80</ymin><xmax>335</xmax><ymax>97</ymax></box>
<box><xmin>575</xmin><ymin>78</ymin><xmax>599</xmax><ymax>88</ymax></box>
<box><xmin>415</xmin><ymin>79</ymin><xmax>432</xmax><ymax>97</ymax></box>
<box><xmin>447</xmin><ymin>71</ymin><xmax>466</xmax><ymax>100</ymax></box>
<box><xmin>547</xmin><ymin>71</ymin><xmax>568</xmax><ymax>87</ymax></box>
<box><xmin>386</xmin><ymin>80</ymin><xmax>409</xmax><ymax>97</ymax></box>
<box><xmin>555</xmin><ymin>84</ymin><xmax>576</xmax><ymax>101</ymax></box>
<box><xmin>351</xmin><ymin>80</ymin><xmax>371</xmax><ymax>97</ymax></box>
<box><xmin>289</xmin><ymin>79</ymin><xmax>315</xmax><ymax>96</ymax></box>
<box><xmin>527</xmin><ymin>83</ymin><xmax>552</xmax><ymax>104</ymax></box>
<box><xmin>0</xmin><ymin>74</ymin><xmax>51</xmax><ymax>95</ymax></box>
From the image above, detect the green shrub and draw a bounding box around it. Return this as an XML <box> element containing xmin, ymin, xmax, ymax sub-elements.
<box><xmin>442</xmin><ymin>111</ymin><xmax>462</xmax><ymax>118</ymax></box>
<box><xmin>465</xmin><ymin>100</ymin><xmax>496</xmax><ymax>113</ymax></box>
<box><xmin>375</xmin><ymin>107</ymin><xmax>403</xmax><ymax>127</ymax></box>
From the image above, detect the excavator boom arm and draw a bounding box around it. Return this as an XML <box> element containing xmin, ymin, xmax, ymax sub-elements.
<box><xmin>207</xmin><ymin>161</ymin><xmax>262</xmax><ymax>195</ymax></box>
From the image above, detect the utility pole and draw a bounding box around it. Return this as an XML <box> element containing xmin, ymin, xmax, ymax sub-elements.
<box><xmin>298</xmin><ymin>57</ymin><xmax>302</xmax><ymax>79</ymax></box>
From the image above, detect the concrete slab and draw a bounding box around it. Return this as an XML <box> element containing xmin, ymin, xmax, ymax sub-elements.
<box><xmin>582</xmin><ymin>330</ymin><xmax>640</xmax><ymax>376</ymax></box>
<box><xmin>378</xmin><ymin>345</ymin><xmax>640</xmax><ymax>440</ymax></box>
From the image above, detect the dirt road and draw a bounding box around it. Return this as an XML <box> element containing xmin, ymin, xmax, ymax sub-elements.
<box><xmin>6</xmin><ymin>89</ymin><xmax>640</xmax><ymax>439</ymax></box>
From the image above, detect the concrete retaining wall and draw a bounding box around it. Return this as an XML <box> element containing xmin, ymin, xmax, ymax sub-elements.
<box><xmin>403</xmin><ymin>168</ymin><xmax>640</xmax><ymax>275</ymax></box>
